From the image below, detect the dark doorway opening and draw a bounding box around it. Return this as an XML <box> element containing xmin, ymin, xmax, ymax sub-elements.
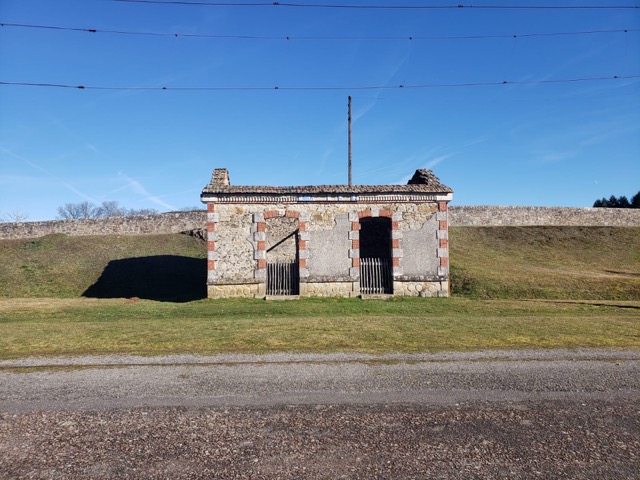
<box><xmin>359</xmin><ymin>217</ymin><xmax>393</xmax><ymax>295</ymax></box>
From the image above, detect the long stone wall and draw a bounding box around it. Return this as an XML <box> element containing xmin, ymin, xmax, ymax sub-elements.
<box><xmin>0</xmin><ymin>211</ymin><xmax>207</xmax><ymax>240</ymax></box>
<box><xmin>1</xmin><ymin>206</ymin><xmax>639</xmax><ymax>240</ymax></box>
<box><xmin>448</xmin><ymin>206</ymin><xmax>640</xmax><ymax>227</ymax></box>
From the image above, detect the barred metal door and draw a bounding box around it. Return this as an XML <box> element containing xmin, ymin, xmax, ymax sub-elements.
<box><xmin>360</xmin><ymin>257</ymin><xmax>393</xmax><ymax>295</ymax></box>
<box><xmin>267</xmin><ymin>261</ymin><xmax>300</xmax><ymax>296</ymax></box>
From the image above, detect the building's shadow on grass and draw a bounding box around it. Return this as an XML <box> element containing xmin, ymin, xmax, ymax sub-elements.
<box><xmin>83</xmin><ymin>256</ymin><xmax>207</xmax><ymax>302</ymax></box>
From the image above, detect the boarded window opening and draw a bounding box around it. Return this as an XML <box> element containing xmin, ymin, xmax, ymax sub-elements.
<box><xmin>359</xmin><ymin>216</ymin><xmax>393</xmax><ymax>295</ymax></box>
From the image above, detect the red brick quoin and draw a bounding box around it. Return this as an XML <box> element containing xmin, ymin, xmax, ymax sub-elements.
<box><xmin>255</xmin><ymin>210</ymin><xmax>306</xmax><ymax>275</ymax></box>
<box><xmin>207</xmin><ymin>203</ymin><xmax>217</xmax><ymax>273</ymax></box>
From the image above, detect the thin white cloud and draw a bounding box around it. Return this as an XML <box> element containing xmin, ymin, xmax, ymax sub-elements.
<box><xmin>353</xmin><ymin>42</ymin><xmax>413</xmax><ymax>124</ymax></box>
<box><xmin>118</xmin><ymin>172</ymin><xmax>176</xmax><ymax>210</ymax></box>
<box><xmin>354</xmin><ymin>135</ymin><xmax>487</xmax><ymax>184</ymax></box>
<box><xmin>396</xmin><ymin>153</ymin><xmax>455</xmax><ymax>184</ymax></box>
<box><xmin>0</xmin><ymin>147</ymin><xmax>98</xmax><ymax>202</ymax></box>
<box><xmin>314</xmin><ymin>147</ymin><xmax>334</xmax><ymax>176</ymax></box>
<box><xmin>532</xmin><ymin>149</ymin><xmax>578</xmax><ymax>164</ymax></box>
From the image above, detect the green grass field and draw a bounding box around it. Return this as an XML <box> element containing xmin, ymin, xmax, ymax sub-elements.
<box><xmin>0</xmin><ymin>226</ymin><xmax>638</xmax><ymax>359</ymax></box>
<box><xmin>1</xmin><ymin>297</ymin><xmax>638</xmax><ymax>359</ymax></box>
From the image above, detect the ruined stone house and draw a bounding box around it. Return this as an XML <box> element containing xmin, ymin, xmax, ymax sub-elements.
<box><xmin>200</xmin><ymin>168</ymin><xmax>453</xmax><ymax>298</ymax></box>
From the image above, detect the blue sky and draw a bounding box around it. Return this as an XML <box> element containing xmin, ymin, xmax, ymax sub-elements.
<box><xmin>1</xmin><ymin>0</ymin><xmax>639</xmax><ymax>221</ymax></box>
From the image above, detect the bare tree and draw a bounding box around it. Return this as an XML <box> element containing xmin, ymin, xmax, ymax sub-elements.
<box><xmin>126</xmin><ymin>208</ymin><xmax>159</xmax><ymax>217</ymax></box>
<box><xmin>57</xmin><ymin>201</ymin><xmax>99</xmax><ymax>219</ymax></box>
<box><xmin>57</xmin><ymin>201</ymin><xmax>161</xmax><ymax>219</ymax></box>
<box><xmin>95</xmin><ymin>201</ymin><xmax>126</xmax><ymax>218</ymax></box>
<box><xmin>0</xmin><ymin>210</ymin><xmax>29</xmax><ymax>223</ymax></box>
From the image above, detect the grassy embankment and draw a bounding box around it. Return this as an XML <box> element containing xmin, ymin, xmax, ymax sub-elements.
<box><xmin>0</xmin><ymin>227</ymin><xmax>638</xmax><ymax>359</ymax></box>
<box><xmin>450</xmin><ymin>227</ymin><xmax>640</xmax><ymax>300</ymax></box>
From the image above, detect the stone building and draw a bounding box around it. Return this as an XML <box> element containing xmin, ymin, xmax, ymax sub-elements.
<box><xmin>200</xmin><ymin>168</ymin><xmax>453</xmax><ymax>298</ymax></box>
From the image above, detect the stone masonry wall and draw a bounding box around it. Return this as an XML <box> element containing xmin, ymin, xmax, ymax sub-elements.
<box><xmin>205</xmin><ymin>201</ymin><xmax>449</xmax><ymax>298</ymax></box>
<box><xmin>1</xmin><ymin>206</ymin><xmax>639</xmax><ymax>241</ymax></box>
<box><xmin>449</xmin><ymin>206</ymin><xmax>640</xmax><ymax>227</ymax></box>
<box><xmin>207</xmin><ymin>202</ymin><xmax>444</xmax><ymax>283</ymax></box>
<box><xmin>0</xmin><ymin>211</ymin><xmax>207</xmax><ymax>240</ymax></box>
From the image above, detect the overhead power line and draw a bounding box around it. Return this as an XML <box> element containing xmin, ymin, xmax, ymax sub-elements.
<box><xmin>113</xmin><ymin>1</ymin><xmax>640</xmax><ymax>9</ymax></box>
<box><xmin>2</xmin><ymin>22</ymin><xmax>637</xmax><ymax>41</ymax></box>
<box><xmin>1</xmin><ymin>75</ymin><xmax>638</xmax><ymax>92</ymax></box>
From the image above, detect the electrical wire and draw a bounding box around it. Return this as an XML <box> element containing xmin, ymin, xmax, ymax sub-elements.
<box><xmin>2</xmin><ymin>22</ymin><xmax>637</xmax><ymax>41</ymax></box>
<box><xmin>1</xmin><ymin>75</ymin><xmax>638</xmax><ymax>91</ymax></box>
<box><xmin>113</xmin><ymin>1</ymin><xmax>640</xmax><ymax>9</ymax></box>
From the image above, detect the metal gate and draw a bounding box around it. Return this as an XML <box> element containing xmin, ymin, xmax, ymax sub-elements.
<box><xmin>360</xmin><ymin>257</ymin><xmax>393</xmax><ymax>295</ymax></box>
<box><xmin>266</xmin><ymin>261</ymin><xmax>300</xmax><ymax>296</ymax></box>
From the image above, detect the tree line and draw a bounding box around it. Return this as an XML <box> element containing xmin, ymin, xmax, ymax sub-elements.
<box><xmin>1</xmin><ymin>202</ymin><xmax>204</xmax><ymax>223</ymax></box>
<box><xmin>56</xmin><ymin>201</ymin><xmax>159</xmax><ymax>219</ymax></box>
<box><xmin>593</xmin><ymin>192</ymin><xmax>640</xmax><ymax>208</ymax></box>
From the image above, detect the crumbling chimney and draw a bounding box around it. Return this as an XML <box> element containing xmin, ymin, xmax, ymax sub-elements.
<box><xmin>212</xmin><ymin>168</ymin><xmax>230</xmax><ymax>186</ymax></box>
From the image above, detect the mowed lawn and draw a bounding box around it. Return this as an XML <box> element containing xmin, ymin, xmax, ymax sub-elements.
<box><xmin>0</xmin><ymin>297</ymin><xmax>638</xmax><ymax>359</ymax></box>
<box><xmin>0</xmin><ymin>226</ymin><xmax>638</xmax><ymax>359</ymax></box>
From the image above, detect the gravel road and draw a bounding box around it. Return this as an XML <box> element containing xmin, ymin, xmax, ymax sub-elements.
<box><xmin>1</xmin><ymin>349</ymin><xmax>639</xmax><ymax>479</ymax></box>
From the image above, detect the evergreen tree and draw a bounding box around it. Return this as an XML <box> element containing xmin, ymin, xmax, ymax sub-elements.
<box><xmin>618</xmin><ymin>196</ymin><xmax>631</xmax><ymax>208</ymax></box>
<box><xmin>608</xmin><ymin>195</ymin><xmax>619</xmax><ymax>208</ymax></box>
<box><xmin>593</xmin><ymin>192</ymin><xmax>640</xmax><ymax>208</ymax></box>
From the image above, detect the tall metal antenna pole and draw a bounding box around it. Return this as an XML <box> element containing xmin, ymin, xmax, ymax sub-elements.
<box><xmin>348</xmin><ymin>95</ymin><xmax>352</xmax><ymax>186</ymax></box>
